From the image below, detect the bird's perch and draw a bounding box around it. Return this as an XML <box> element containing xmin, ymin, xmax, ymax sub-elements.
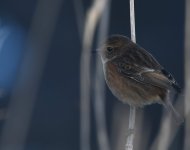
<box><xmin>125</xmin><ymin>0</ymin><xmax>136</xmax><ymax>150</ymax></box>
<box><xmin>125</xmin><ymin>106</ymin><xmax>136</xmax><ymax>150</ymax></box>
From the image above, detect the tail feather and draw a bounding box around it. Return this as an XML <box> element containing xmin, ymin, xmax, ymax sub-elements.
<box><xmin>172</xmin><ymin>82</ymin><xmax>181</xmax><ymax>93</ymax></box>
<box><xmin>164</xmin><ymin>99</ymin><xmax>184</xmax><ymax>125</ymax></box>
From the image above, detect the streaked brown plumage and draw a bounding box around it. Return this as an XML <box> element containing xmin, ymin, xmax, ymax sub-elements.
<box><xmin>99</xmin><ymin>34</ymin><xmax>183</xmax><ymax>123</ymax></box>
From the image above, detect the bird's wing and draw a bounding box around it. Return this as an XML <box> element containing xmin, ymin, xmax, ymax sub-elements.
<box><xmin>121</xmin><ymin>43</ymin><xmax>162</xmax><ymax>69</ymax></box>
<box><xmin>113</xmin><ymin>59</ymin><xmax>181</xmax><ymax>92</ymax></box>
<box><xmin>160</xmin><ymin>69</ymin><xmax>181</xmax><ymax>92</ymax></box>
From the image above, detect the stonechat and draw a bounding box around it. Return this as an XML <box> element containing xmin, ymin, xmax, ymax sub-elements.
<box><xmin>99</xmin><ymin>34</ymin><xmax>183</xmax><ymax>124</ymax></box>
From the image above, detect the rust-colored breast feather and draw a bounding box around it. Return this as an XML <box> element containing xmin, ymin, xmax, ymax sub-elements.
<box><xmin>104</xmin><ymin>61</ymin><xmax>166</xmax><ymax>107</ymax></box>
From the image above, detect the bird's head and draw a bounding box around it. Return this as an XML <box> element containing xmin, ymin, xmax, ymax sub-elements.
<box><xmin>99</xmin><ymin>34</ymin><xmax>132</xmax><ymax>63</ymax></box>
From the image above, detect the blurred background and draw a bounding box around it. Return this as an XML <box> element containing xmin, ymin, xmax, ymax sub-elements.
<box><xmin>0</xmin><ymin>0</ymin><xmax>186</xmax><ymax>150</ymax></box>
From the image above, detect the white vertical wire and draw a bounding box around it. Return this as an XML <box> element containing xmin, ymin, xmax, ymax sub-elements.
<box><xmin>129</xmin><ymin>0</ymin><xmax>136</xmax><ymax>43</ymax></box>
<box><xmin>125</xmin><ymin>0</ymin><xmax>136</xmax><ymax>150</ymax></box>
<box><xmin>125</xmin><ymin>106</ymin><xmax>136</xmax><ymax>150</ymax></box>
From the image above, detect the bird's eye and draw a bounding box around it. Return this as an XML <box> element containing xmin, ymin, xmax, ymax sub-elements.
<box><xmin>107</xmin><ymin>47</ymin><xmax>113</xmax><ymax>52</ymax></box>
<box><xmin>119</xmin><ymin>63</ymin><xmax>131</xmax><ymax>70</ymax></box>
<box><xmin>124</xmin><ymin>65</ymin><xmax>131</xmax><ymax>70</ymax></box>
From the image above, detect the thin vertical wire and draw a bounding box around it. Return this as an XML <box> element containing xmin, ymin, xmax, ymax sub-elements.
<box><xmin>129</xmin><ymin>0</ymin><xmax>136</xmax><ymax>43</ymax></box>
<box><xmin>94</xmin><ymin>0</ymin><xmax>111</xmax><ymax>150</ymax></box>
<box><xmin>125</xmin><ymin>0</ymin><xmax>136</xmax><ymax>150</ymax></box>
<box><xmin>184</xmin><ymin>0</ymin><xmax>190</xmax><ymax>149</ymax></box>
<box><xmin>125</xmin><ymin>106</ymin><xmax>136</xmax><ymax>150</ymax></box>
<box><xmin>80</xmin><ymin>1</ymin><xmax>107</xmax><ymax>150</ymax></box>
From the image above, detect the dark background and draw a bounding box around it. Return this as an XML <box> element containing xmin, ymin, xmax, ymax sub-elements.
<box><xmin>0</xmin><ymin>0</ymin><xmax>185</xmax><ymax>150</ymax></box>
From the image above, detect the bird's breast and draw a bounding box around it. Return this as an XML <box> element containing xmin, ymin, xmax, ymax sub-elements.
<box><xmin>103</xmin><ymin>62</ymin><xmax>162</xmax><ymax>107</ymax></box>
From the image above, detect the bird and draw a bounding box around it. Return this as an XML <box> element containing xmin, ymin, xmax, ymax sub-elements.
<box><xmin>98</xmin><ymin>34</ymin><xmax>183</xmax><ymax>124</ymax></box>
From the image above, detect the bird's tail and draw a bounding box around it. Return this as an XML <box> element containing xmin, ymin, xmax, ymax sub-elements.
<box><xmin>164</xmin><ymin>98</ymin><xmax>184</xmax><ymax>125</ymax></box>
